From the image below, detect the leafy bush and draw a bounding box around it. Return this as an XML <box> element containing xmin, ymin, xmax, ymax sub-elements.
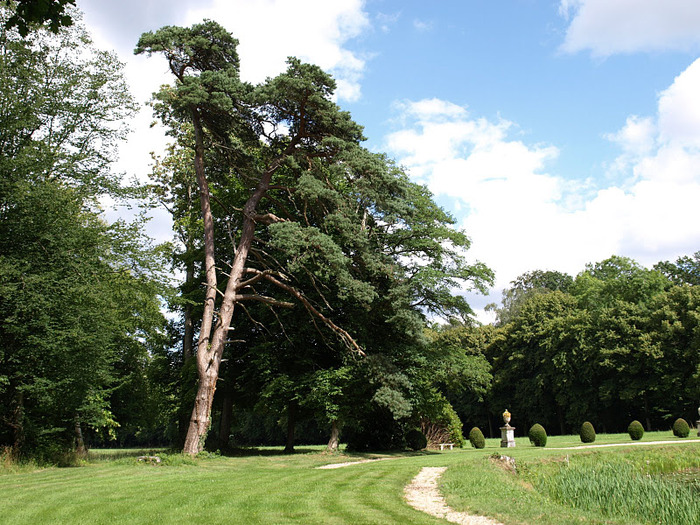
<box><xmin>628</xmin><ymin>420</ymin><xmax>644</xmax><ymax>440</ymax></box>
<box><xmin>416</xmin><ymin>393</ymin><xmax>465</xmax><ymax>448</ymax></box>
<box><xmin>672</xmin><ymin>418</ymin><xmax>690</xmax><ymax>438</ymax></box>
<box><xmin>580</xmin><ymin>421</ymin><xmax>596</xmax><ymax>443</ymax></box>
<box><xmin>528</xmin><ymin>423</ymin><xmax>547</xmax><ymax>447</ymax></box>
<box><xmin>405</xmin><ymin>429</ymin><xmax>427</xmax><ymax>451</ymax></box>
<box><xmin>468</xmin><ymin>427</ymin><xmax>485</xmax><ymax>449</ymax></box>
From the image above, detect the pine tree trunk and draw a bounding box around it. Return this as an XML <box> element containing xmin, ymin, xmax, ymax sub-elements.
<box><xmin>182</xmin><ymin>110</ymin><xmax>300</xmax><ymax>455</ymax></box>
<box><xmin>284</xmin><ymin>403</ymin><xmax>296</xmax><ymax>454</ymax></box>
<box><xmin>182</xmin><ymin>110</ymin><xmax>219</xmax><ymax>455</ymax></box>
<box><xmin>326</xmin><ymin>420</ymin><xmax>340</xmax><ymax>452</ymax></box>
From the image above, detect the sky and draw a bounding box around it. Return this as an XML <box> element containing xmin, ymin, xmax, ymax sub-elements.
<box><xmin>76</xmin><ymin>0</ymin><xmax>700</xmax><ymax>322</ymax></box>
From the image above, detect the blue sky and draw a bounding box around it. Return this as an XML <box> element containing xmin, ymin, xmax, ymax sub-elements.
<box><xmin>78</xmin><ymin>0</ymin><xmax>700</xmax><ymax>321</ymax></box>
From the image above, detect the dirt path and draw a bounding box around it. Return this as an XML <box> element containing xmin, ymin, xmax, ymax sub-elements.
<box><xmin>404</xmin><ymin>467</ymin><xmax>502</xmax><ymax>525</ymax></box>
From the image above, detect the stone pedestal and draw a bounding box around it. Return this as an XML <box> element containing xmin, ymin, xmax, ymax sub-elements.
<box><xmin>500</xmin><ymin>425</ymin><xmax>516</xmax><ymax>448</ymax></box>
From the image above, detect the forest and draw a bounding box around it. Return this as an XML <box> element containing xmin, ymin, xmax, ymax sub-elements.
<box><xmin>1</xmin><ymin>4</ymin><xmax>698</xmax><ymax>462</ymax></box>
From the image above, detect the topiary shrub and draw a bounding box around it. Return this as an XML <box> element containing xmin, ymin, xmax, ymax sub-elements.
<box><xmin>627</xmin><ymin>420</ymin><xmax>644</xmax><ymax>440</ymax></box>
<box><xmin>406</xmin><ymin>429</ymin><xmax>427</xmax><ymax>451</ymax></box>
<box><xmin>468</xmin><ymin>427</ymin><xmax>485</xmax><ymax>449</ymax></box>
<box><xmin>672</xmin><ymin>418</ymin><xmax>690</xmax><ymax>438</ymax></box>
<box><xmin>579</xmin><ymin>421</ymin><xmax>596</xmax><ymax>443</ymax></box>
<box><xmin>528</xmin><ymin>423</ymin><xmax>547</xmax><ymax>447</ymax></box>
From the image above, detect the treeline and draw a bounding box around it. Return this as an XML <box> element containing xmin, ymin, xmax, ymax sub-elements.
<box><xmin>434</xmin><ymin>254</ymin><xmax>700</xmax><ymax>437</ymax></box>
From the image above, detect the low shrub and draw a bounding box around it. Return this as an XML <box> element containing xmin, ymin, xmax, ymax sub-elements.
<box><xmin>528</xmin><ymin>423</ymin><xmax>547</xmax><ymax>447</ymax></box>
<box><xmin>468</xmin><ymin>427</ymin><xmax>485</xmax><ymax>449</ymax></box>
<box><xmin>672</xmin><ymin>418</ymin><xmax>690</xmax><ymax>438</ymax></box>
<box><xmin>405</xmin><ymin>429</ymin><xmax>427</xmax><ymax>451</ymax></box>
<box><xmin>580</xmin><ymin>421</ymin><xmax>596</xmax><ymax>443</ymax></box>
<box><xmin>628</xmin><ymin>420</ymin><xmax>644</xmax><ymax>440</ymax></box>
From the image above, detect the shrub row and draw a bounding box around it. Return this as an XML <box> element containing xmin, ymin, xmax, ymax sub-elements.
<box><xmin>465</xmin><ymin>417</ymin><xmax>694</xmax><ymax>450</ymax></box>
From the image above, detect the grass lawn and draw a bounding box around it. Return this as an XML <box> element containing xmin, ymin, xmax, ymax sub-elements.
<box><xmin>2</xmin><ymin>432</ymin><xmax>699</xmax><ymax>524</ymax></box>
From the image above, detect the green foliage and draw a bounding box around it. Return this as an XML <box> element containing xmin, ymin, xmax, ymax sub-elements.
<box><xmin>3</xmin><ymin>0</ymin><xmax>76</xmax><ymax>36</ymax></box>
<box><xmin>672</xmin><ymin>418</ymin><xmax>690</xmax><ymax>438</ymax></box>
<box><xmin>0</xmin><ymin>8</ymin><xmax>169</xmax><ymax>457</ymax></box>
<box><xmin>405</xmin><ymin>429</ymin><xmax>427</xmax><ymax>451</ymax></box>
<box><xmin>627</xmin><ymin>420</ymin><xmax>644</xmax><ymax>440</ymax></box>
<box><xmin>654</xmin><ymin>251</ymin><xmax>700</xmax><ymax>286</ymax></box>
<box><xmin>489</xmin><ymin>269</ymin><xmax>574</xmax><ymax>326</ymax></box>
<box><xmin>528</xmin><ymin>424</ymin><xmax>547</xmax><ymax>447</ymax></box>
<box><xmin>468</xmin><ymin>427</ymin><xmax>485</xmax><ymax>449</ymax></box>
<box><xmin>579</xmin><ymin>421</ymin><xmax>596</xmax><ymax>443</ymax></box>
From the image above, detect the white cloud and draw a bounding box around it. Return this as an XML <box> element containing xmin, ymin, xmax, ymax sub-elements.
<box><xmin>413</xmin><ymin>19</ymin><xmax>434</xmax><ymax>33</ymax></box>
<box><xmin>559</xmin><ymin>0</ymin><xmax>700</xmax><ymax>56</ymax></box>
<box><xmin>605</xmin><ymin>115</ymin><xmax>656</xmax><ymax>157</ymax></box>
<box><xmin>385</xmin><ymin>59</ymin><xmax>700</xmax><ymax>321</ymax></box>
<box><xmin>185</xmin><ymin>0</ymin><xmax>370</xmax><ymax>102</ymax></box>
<box><xmin>376</xmin><ymin>11</ymin><xmax>401</xmax><ymax>33</ymax></box>
<box><xmin>658</xmin><ymin>59</ymin><xmax>700</xmax><ymax>147</ymax></box>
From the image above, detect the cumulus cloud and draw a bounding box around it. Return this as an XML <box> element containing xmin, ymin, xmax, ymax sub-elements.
<box><xmin>559</xmin><ymin>0</ymin><xmax>700</xmax><ymax>56</ymax></box>
<box><xmin>185</xmin><ymin>0</ymin><xmax>370</xmax><ymax>102</ymax></box>
<box><xmin>385</xmin><ymin>59</ymin><xmax>700</xmax><ymax>321</ymax></box>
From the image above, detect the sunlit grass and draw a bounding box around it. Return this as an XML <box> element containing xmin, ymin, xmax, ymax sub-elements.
<box><xmin>1</xmin><ymin>433</ymin><xmax>699</xmax><ymax>524</ymax></box>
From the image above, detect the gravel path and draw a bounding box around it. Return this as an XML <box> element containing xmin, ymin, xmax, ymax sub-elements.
<box><xmin>554</xmin><ymin>438</ymin><xmax>700</xmax><ymax>450</ymax></box>
<box><xmin>404</xmin><ymin>467</ymin><xmax>502</xmax><ymax>525</ymax></box>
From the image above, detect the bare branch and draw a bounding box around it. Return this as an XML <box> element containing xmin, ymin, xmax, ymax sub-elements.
<box><xmin>238</xmin><ymin>303</ymin><xmax>268</xmax><ymax>334</ymax></box>
<box><xmin>234</xmin><ymin>294</ymin><xmax>295</xmax><ymax>308</ymax></box>
<box><xmin>257</xmin><ymin>272</ymin><xmax>364</xmax><ymax>356</ymax></box>
<box><xmin>252</xmin><ymin>212</ymin><xmax>286</xmax><ymax>225</ymax></box>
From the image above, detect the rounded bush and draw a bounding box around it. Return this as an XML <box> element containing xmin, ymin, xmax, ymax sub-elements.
<box><xmin>579</xmin><ymin>421</ymin><xmax>596</xmax><ymax>443</ymax></box>
<box><xmin>405</xmin><ymin>429</ymin><xmax>427</xmax><ymax>451</ymax></box>
<box><xmin>468</xmin><ymin>427</ymin><xmax>485</xmax><ymax>449</ymax></box>
<box><xmin>672</xmin><ymin>418</ymin><xmax>690</xmax><ymax>438</ymax></box>
<box><xmin>528</xmin><ymin>423</ymin><xmax>547</xmax><ymax>447</ymax></box>
<box><xmin>627</xmin><ymin>420</ymin><xmax>644</xmax><ymax>441</ymax></box>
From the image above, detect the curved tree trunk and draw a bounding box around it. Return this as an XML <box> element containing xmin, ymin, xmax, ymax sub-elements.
<box><xmin>182</xmin><ymin>110</ymin><xmax>220</xmax><ymax>455</ymax></box>
<box><xmin>182</xmin><ymin>118</ymin><xmax>301</xmax><ymax>455</ymax></box>
<box><xmin>326</xmin><ymin>420</ymin><xmax>340</xmax><ymax>453</ymax></box>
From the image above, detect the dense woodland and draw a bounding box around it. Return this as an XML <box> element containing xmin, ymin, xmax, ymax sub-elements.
<box><xmin>1</xmin><ymin>6</ymin><xmax>698</xmax><ymax>461</ymax></box>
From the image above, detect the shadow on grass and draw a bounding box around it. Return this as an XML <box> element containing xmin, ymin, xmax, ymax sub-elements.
<box><xmin>216</xmin><ymin>446</ymin><xmax>441</xmax><ymax>458</ymax></box>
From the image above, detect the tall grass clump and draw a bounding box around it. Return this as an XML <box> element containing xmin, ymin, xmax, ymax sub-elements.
<box><xmin>536</xmin><ymin>460</ymin><xmax>700</xmax><ymax>525</ymax></box>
